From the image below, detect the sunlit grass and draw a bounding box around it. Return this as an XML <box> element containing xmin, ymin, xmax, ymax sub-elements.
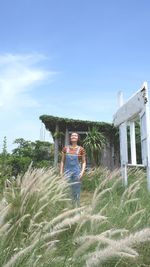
<box><xmin>0</xmin><ymin>166</ymin><xmax>150</xmax><ymax>266</ymax></box>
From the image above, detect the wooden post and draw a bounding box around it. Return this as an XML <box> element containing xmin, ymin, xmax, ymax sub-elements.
<box><xmin>130</xmin><ymin>121</ymin><xmax>137</xmax><ymax>165</ymax></box>
<box><xmin>119</xmin><ymin>122</ymin><xmax>128</xmax><ymax>186</ymax></box>
<box><xmin>114</xmin><ymin>82</ymin><xmax>150</xmax><ymax>191</ymax></box>
<box><xmin>54</xmin><ymin>123</ymin><xmax>59</xmax><ymax>167</ymax></box>
<box><xmin>65</xmin><ymin>128</ymin><xmax>69</xmax><ymax>146</ymax></box>
<box><xmin>118</xmin><ymin>91</ymin><xmax>128</xmax><ymax>187</ymax></box>
<box><xmin>111</xmin><ymin>144</ymin><xmax>115</xmax><ymax>170</ymax></box>
<box><xmin>144</xmin><ymin>82</ymin><xmax>150</xmax><ymax>191</ymax></box>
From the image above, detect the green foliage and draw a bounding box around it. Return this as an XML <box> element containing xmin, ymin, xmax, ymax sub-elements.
<box><xmin>12</xmin><ymin>138</ymin><xmax>35</xmax><ymax>157</ymax></box>
<box><xmin>82</xmin><ymin>167</ymin><xmax>108</xmax><ymax>192</ymax></box>
<box><xmin>53</xmin><ymin>131</ymin><xmax>64</xmax><ymax>139</ymax></box>
<box><xmin>135</xmin><ymin>120</ymin><xmax>142</xmax><ymax>163</ymax></box>
<box><xmin>0</xmin><ymin>138</ymin><xmax>54</xmax><ymax>187</ymax></box>
<box><xmin>40</xmin><ymin>115</ymin><xmax>114</xmax><ymax>133</ymax></box>
<box><xmin>0</xmin><ymin>137</ymin><xmax>12</xmax><ymax>189</ymax></box>
<box><xmin>2</xmin><ymin>136</ymin><xmax>7</xmax><ymax>157</ymax></box>
<box><xmin>10</xmin><ymin>138</ymin><xmax>54</xmax><ymax>176</ymax></box>
<box><xmin>8</xmin><ymin>155</ymin><xmax>32</xmax><ymax>176</ymax></box>
<box><xmin>83</xmin><ymin>127</ymin><xmax>106</xmax><ymax>166</ymax></box>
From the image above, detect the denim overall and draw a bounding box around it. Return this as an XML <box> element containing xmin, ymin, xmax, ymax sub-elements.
<box><xmin>64</xmin><ymin>146</ymin><xmax>81</xmax><ymax>206</ymax></box>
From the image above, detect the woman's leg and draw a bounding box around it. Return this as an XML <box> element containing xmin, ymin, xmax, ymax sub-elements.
<box><xmin>71</xmin><ymin>175</ymin><xmax>81</xmax><ymax>207</ymax></box>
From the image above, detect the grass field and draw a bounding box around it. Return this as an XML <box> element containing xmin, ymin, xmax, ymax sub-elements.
<box><xmin>0</xmin><ymin>167</ymin><xmax>150</xmax><ymax>266</ymax></box>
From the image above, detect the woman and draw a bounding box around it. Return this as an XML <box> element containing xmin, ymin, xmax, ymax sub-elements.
<box><xmin>60</xmin><ymin>132</ymin><xmax>86</xmax><ymax>207</ymax></box>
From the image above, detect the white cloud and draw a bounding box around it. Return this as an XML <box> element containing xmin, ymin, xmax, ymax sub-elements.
<box><xmin>0</xmin><ymin>53</ymin><xmax>52</xmax><ymax>109</ymax></box>
<box><xmin>0</xmin><ymin>53</ymin><xmax>55</xmax><ymax>152</ymax></box>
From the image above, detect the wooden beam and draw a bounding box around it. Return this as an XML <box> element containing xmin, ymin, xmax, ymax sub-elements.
<box><xmin>127</xmin><ymin>164</ymin><xmax>145</xmax><ymax>167</ymax></box>
<box><xmin>65</xmin><ymin>128</ymin><xmax>69</xmax><ymax>146</ymax></box>
<box><xmin>69</xmin><ymin>131</ymin><xmax>88</xmax><ymax>134</ymax></box>
<box><xmin>113</xmin><ymin>84</ymin><xmax>147</xmax><ymax>126</ymax></box>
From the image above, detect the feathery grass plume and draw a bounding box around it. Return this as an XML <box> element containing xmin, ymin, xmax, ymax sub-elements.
<box><xmin>48</xmin><ymin>206</ymin><xmax>84</xmax><ymax>227</ymax></box>
<box><xmin>32</xmin><ymin>203</ymin><xmax>49</xmax><ymax>221</ymax></box>
<box><xmin>85</xmin><ymin>228</ymin><xmax>150</xmax><ymax>267</ymax></box>
<box><xmin>121</xmin><ymin>179</ymin><xmax>140</xmax><ymax>203</ymax></box>
<box><xmin>100</xmin><ymin>228</ymin><xmax>129</xmax><ymax>238</ymax></box>
<box><xmin>0</xmin><ymin>204</ymin><xmax>11</xmax><ymax>225</ymax></box>
<box><xmin>84</xmin><ymin>167</ymin><xmax>110</xmax><ymax>191</ymax></box>
<box><xmin>106</xmin><ymin>168</ymin><xmax>121</xmax><ymax>181</ymax></box>
<box><xmin>2</xmin><ymin>243</ymin><xmax>36</xmax><ymax>267</ymax></box>
<box><xmin>73</xmin><ymin>239</ymin><xmax>95</xmax><ymax>258</ymax></box>
<box><xmin>73</xmin><ymin>205</ymin><xmax>108</xmax><ymax>236</ymax></box>
<box><xmin>96</xmin><ymin>171</ymin><xmax>112</xmax><ymax>191</ymax></box>
<box><xmin>119</xmin><ymin>198</ymin><xmax>139</xmax><ymax>210</ymax></box>
<box><xmin>127</xmin><ymin>184</ymin><xmax>141</xmax><ymax>199</ymax></box>
<box><xmin>3</xmin><ymin>232</ymin><xmax>61</xmax><ymax>267</ymax></box>
<box><xmin>75</xmin><ymin>228</ymin><xmax>128</xmax><ymax>246</ymax></box>
<box><xmin>99</xmin><ymin>202</ymin><xmax>110</xmax><ymax>215</ymax></box>
<box><xmin>111</xmin><ymin>174</ymin><xmax>122</xmax><ymax>191</ymax></box>
<box><xmin>89</xmin><ymin>169</ymin><xmax>122</xmax><ymax>213</ymax></box>
<box><xmin>0</xmin><ymin>165</ymin><xmax>150</xmax><ymax>267</ymax></box>
<box><xmin>127</xmin><ymin>209</ymin><xmax>146</xmax><ymax>224</ymax></box>
<box><xmin>123</xmin><ymin>198</ymin><xmax>139</xmax><ymax>206</ymax></box>
<box><xmin>72</xmin><ymin>167</ymin><xmax>150</xmax><ymax>266</ymax></box>
<box><xmin>132</xmin><ymin>217</ymin><xmax>144</xmax><ymax>230</ymax></box>
<box><xmin>128</xmin><ymin>168</ymin><xmax>146</xmax><ymax>182</ymax></box>
<box><xmin>73</xmin><ymin>229</ymin><xmax>129</xmax><ymax>259</ymax></box>
<box><xmin>91</xmin><ymin>187</ymin><xmax>112</xmax><ymax>211</ymax></box>
<box><xmin>52</xmin><ymin>214</ymin><xmax>81</xmax><ymax>230</ymax></box>
<box><xmin>0</xmin><ymin>167</ymin><xmax>76</xmax><ymax>266</ymax></box>
<box><xmin>40</xmin><ymin>207</ymin><xmax>84</xmax><ymax>237</ymax></box>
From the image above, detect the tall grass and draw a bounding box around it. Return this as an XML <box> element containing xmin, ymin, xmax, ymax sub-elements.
<box><xmin>0</xmin><ymin>166</ymin><xmax>82</xmax><ymax>267</ymax></box>
<box><xmin>72</xmin><ymin>168</ymin><xmax>150</xmax><ymax>267</ymax></box>
<box><xmin>0</xmin><ymin>166</ymin><xmax>150</xmax><ymax>266</ymax></box>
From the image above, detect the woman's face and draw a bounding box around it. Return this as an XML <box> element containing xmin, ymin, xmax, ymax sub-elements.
<box><xmin>70</xmin><ymin>133</ymin><xmax>78</xmax><ymax>142</ymax></box>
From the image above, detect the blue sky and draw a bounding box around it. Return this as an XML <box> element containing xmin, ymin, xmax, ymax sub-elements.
<box><xmin>0</xmin><ymin>0</ymin><xmax>150</xmax><ymax>151</ymax></box>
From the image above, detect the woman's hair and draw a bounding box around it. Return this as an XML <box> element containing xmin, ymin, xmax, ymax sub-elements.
<box><xmin>70</xmin><ymin>132</ymin><xmax>81</xmax><ymax>145</ymax></box>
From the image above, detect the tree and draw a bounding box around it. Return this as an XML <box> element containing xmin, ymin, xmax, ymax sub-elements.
<box><xmin>83</xmin><ymin>127</ymin><xmax>106</xmax><ymax>167</ymax></box>
<box><xmin>12</xmin><ymin>138</ymin><xmax>35</xmax><ymax>158</ymax></box>
<box><xmin>10</xmin><ymin>138</ymin><xmax>54</xmax><ymax>175</ymax></box>
<box><xmin>1</xmin><ymin>136</ymin><xmax>7</xmax><ymax>169</ymax></box>
<box><xmin>0</xmin><ymin>136</ymin><xmax>12</xmax><ymax>189</ymax></box>
<box><xmin>33</xmin><ymin>140</ymin><xmax>54</xmax><ymax>168</ymax></box>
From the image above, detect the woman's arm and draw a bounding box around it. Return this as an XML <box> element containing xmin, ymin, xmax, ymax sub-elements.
<box><xmin>79</xmin><ymin>154</ymin><xmax>86</xmax><ymax>179</ymax></box>
<box><xmin>60</xmin><ymin>152</ymin><xmax>65</xmax><ymax>176</ymax></box>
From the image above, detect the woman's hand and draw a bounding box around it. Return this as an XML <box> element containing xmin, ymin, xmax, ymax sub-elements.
<box><xmin>79</xmin><ymin>172</ymin><xmax>84</xmax><ymax>180</ymax></box>
<box><xmin>79</xmin><ymin>156</ymin><xmax>86</xmax><ymax>180</ymax></box>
